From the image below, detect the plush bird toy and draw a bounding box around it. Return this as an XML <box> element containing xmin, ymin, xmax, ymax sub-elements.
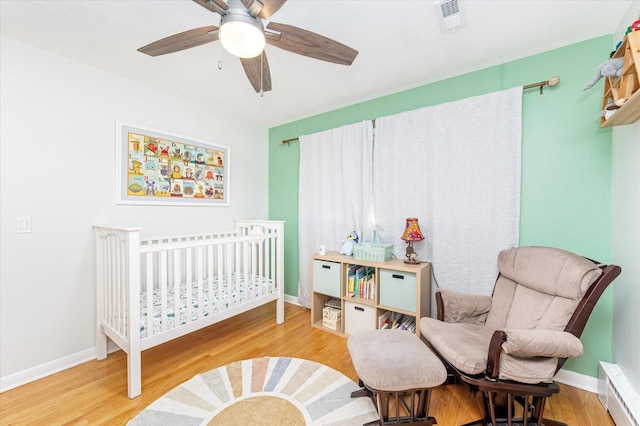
<box><xmin>339</xmin><ymin>231</ymin><xmax>359</xmax><ymax>256</ymax></box>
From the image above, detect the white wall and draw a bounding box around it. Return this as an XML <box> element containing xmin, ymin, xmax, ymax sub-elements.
<box><xmin>612</xmin><ymin>122</ymin><xmax>640</xmax><ymax>395</ymax></box>
<box><xmin>0</xmin><ymin>36</ymin><xmax>269</xmax><ymax>385</ymax></box>
<box><xmin>611</xmin><ymin>1</ymin><xmax>640</xmax><ymax>396</ymax></box>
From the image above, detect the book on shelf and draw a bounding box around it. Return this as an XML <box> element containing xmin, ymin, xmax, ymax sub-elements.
<box><xmin>346</xmin><ymin>264</ymin><xmax>375</xmax><ymax>300</ymax></box>
<box><xmin>399</xmin><ymin>316</ymin><xmax>416</xmax><ymax>333</ymax></box>
<box><xmin>379</xmin><ymin>312</ymin><xmax>416</xmax><ymax>334</ymax></box>
<box><xmin>390</xmin><ymin>312</ymin><xmax>403</xmax><ymax>329</ymax></box>
<box><xmin>378</xmin><ymin>310</ymin><xmax>391</xmax><ymax>329</ymax></box>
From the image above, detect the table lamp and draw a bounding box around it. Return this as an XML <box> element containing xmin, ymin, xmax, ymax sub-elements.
<box><xmin>401</xmin><ymin>217</ymin><xmax>424</xmax><ymax>264</ymax></box>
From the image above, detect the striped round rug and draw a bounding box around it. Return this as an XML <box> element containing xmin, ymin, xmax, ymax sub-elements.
<box><xmin>128</xmin><ymin>356</ymin><xmax>378</xmax><ymax>425</ymax></box>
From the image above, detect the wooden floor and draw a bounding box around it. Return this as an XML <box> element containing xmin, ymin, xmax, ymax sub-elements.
<box><xmin>0</xmin><ymin>303</ymin><xmax>614</xmax><ymax>426</ymax></box>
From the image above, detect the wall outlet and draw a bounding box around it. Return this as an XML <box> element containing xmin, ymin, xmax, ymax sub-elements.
<box><xmin>16</xmin><ymin>216</ymin><xmax>31</xmax><ymax>233</ymax></box>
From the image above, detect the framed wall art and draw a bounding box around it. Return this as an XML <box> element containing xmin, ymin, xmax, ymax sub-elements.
<box><xmin>116</xmin><ymin>121</ymin><xmax>230</xmax><ymax>206</ymax></box>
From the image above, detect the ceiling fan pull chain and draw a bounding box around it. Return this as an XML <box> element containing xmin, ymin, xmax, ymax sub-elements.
<box><xmin>218</xmin><ymin>43</ymin><xmax>224</xmax><ymax>70</ymax></box>
<box><xmin>260</xmin><ymin>51</ymin><xmax>264</xmax><ymax>97</ymax></box>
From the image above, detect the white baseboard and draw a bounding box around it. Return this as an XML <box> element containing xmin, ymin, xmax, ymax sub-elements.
<box><xmin>284</xmin><ymin>294</ymin><xmax>301</xmax><ymax>306</ymax></box>
<box><xmin>555</xmin><ymin>368</ymin><xmax>599</xmax><ymax>393</ymax></box>
<box><xmin>0</xmin><ymin>348</ymin><xmax>96</xmax><ymax>393</ymax></box>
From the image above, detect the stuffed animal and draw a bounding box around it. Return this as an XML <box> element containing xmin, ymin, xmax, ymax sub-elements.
<box><xmin>583</xmin><ymin>56</ymin><xmax>624</xmax><ymax>91</ymax></box>
<box><xmin>339</xmin><ymin>231</ymin><xmax>359</xmax><ymax>256</ymax></box>
<box><xmin>601</xmin><ymin>97</ymin><xmax>627</xmax><ymax>119</ymax></box>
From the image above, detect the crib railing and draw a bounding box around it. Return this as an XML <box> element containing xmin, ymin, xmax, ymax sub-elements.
<box><xmin>94</xmin><ymin>226</ymin><xmax>142</xmax><ymax>358</ymax></box>
<box><xmin>138</xmin><ymin>233</ymin><xmax>279</xmax><ymax>334</ymax></box>
<box><xmin>96</xmin><ymin>223</ymin><xmax>282</xmax><ymax>340</ymax></box>
<box><xmin>94</xmin><ymin>220</ymin><xmax>284</xmax><ymax>399</ymax></box>
<box><xmin>94</xmin><ymin>221</ymin><xmax>284</xmax><ymax>346</ymax></box>
<box><xmin>236</xmin><ymin>220</ymin><xmax>285</xmax><ymax>323</ymax></box>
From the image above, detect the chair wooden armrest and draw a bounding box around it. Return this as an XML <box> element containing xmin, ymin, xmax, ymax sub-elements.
<box><xmin>485</xmin><ymin>329</ymin><xmax>584</xmax><ymax>380</ymax></box>
<box><xmin>486</xmin><ymin>330</ymin><xmax>507</xmax><ymax>379</ymax></box>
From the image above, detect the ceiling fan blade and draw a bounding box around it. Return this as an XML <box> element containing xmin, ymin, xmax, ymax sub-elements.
<box><xmin>241</xmin><ymin>0</ymin><xmax>287</xmax><ymax>19</ymax></box>
<box><xmin>266</xmin><ymin>22</ymin><xmax>358</xmax><ymax>65</ymax></box>
<box><xmin>138</xmin><ymin>26</ymin><xmax>219</xmax><ymax>57</ymax></box>
<box><xmin>192</xmin><ymin>0</ymin><xmax>229</xmax><ymax>14</ymax></box>
<box><xmin>240</xmin><ymin>52</ymin><xmax>272</xmax><ymax>93</ymax></box>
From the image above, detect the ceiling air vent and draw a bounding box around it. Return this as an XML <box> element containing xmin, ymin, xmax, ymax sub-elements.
<box><xmin>434</xmin><ymin>0</ymin><xmax>467</xmax><ymax>34</ymax></box>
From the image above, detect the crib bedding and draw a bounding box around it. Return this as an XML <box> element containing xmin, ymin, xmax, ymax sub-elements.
<box><xmin>140</xmin><ymin>273</ymin><xmax>273</xmax><ymax>338</ymax></box>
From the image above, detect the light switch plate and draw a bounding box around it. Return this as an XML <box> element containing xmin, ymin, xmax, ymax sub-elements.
<box><xmin>16</xmin><ymin>216</ymin><xmax>31</xmax><ymax>233</ymax></box>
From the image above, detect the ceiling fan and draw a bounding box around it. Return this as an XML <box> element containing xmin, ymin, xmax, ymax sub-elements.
<box><xmin>137</xmin><ymin>0</ymin><xmax>359</xmax><ymax>94</ymax></box>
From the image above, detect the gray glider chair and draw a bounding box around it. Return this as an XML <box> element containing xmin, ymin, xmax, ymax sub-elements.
<box><xmin>420</xmin><ymin>246</ymin><xmax>621</xmax><ymax>426</ymax></box>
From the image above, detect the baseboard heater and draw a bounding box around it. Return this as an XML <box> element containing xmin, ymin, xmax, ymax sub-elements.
<box><xmin>598</xmin><ymin>362</ymin><xmax>640</xmax><ymax>426</ymax></box>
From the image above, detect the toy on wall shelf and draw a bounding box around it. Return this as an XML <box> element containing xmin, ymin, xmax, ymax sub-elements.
<box><xmin>601</xmin><ymin>97</ymin><xmax>627</xmax><ymax>120</ymax></box>
<box><xmin>339</xmin><ymin>231</ymin><xmax>359</xmax><ymax>256</ymax></box>
<box><xmin>583</xmin><ymin>55</ymin><xmax>624</xmax><ymax>91</ymax></box>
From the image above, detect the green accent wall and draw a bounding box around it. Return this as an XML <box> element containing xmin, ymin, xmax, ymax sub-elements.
<box><xmin>269</xmin><ymin>36</ymin><xmax>614</xmax><ymax>377</ymax></box>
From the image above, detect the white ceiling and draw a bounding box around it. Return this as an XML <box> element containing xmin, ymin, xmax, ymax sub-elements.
<box><xmin>0</xmin><ymin>0</ymin><xmax>632</xmax><ymax>128</ymax></box>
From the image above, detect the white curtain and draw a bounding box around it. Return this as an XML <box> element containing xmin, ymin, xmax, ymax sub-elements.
<box><xmin>297</xmin><ymin>121</ymin><xmax>375</xmax><ymax>308</ymax></box>
<box><xmin>374</xmin><ymin>87</ymin><xmax>523</xmax><ymax>300</ymax></box>
<box><xmin>372</xmin><ymin>108</ymin><xmax>436</xmax><ymax>265</ymax></box>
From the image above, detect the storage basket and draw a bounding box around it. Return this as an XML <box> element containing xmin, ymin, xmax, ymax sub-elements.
<box><xmin>353</xmin><ymin>242</ymin><xmax>393</xmax><ymax>262</ymax></box>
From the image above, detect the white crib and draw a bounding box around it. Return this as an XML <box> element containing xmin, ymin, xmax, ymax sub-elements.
<box><xmin>93</xmin><ymin>220</ymin><xmax>285</xmax><ymax>398</ymax></box>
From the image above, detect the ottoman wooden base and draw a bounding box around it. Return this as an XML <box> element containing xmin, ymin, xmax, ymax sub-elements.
<box><xmin>348</xmin><ymin>329</ymin><xmax>447</xmax><ymax>426</ymax></box>
<box><xmin>352</xmin><ymin>382</ymin><xmax>436</xmax><ymax>426</ymax></box>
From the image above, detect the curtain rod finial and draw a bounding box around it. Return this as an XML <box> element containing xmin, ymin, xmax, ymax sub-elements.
<box><xmin>548</xmin><ymin>77</ymin><xmax>560</xmax><ymax>87</ymax></box>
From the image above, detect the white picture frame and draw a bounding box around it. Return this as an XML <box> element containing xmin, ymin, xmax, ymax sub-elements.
<box><xmin>116</xmin><ymin>121</ymin><xmax>230</xmax><ymax>206</ymax></box>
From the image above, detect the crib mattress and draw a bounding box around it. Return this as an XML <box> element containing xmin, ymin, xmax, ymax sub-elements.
<box><xmin>140</xmin><ymin>273</ymin><xmax>273</xmax><ymax>338</ymax></box>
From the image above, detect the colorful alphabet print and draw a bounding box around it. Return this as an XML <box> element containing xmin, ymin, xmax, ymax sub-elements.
<box><xmin>118</xmin><ymin>123</ymin><xmax>229</xmax><ymax>206</ymax></box>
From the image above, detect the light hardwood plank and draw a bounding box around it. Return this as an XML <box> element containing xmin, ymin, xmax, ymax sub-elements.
<box><xmin>0</xmin><ymin>303</ymin><xmax>614</xmax><ymax>426</ymax></box>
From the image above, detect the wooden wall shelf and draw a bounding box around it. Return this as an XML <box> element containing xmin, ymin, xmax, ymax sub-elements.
<box><xmin>601</xmin><ymin>31</ymin><xmax>640</xmax><ymax>127</ymax></box>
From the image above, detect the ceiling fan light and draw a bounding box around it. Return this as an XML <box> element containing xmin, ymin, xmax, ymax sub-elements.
<box><xmin>219</xmin><ymin>14</ymin><xmax>265</xmax><ymax>58</ymax></box>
